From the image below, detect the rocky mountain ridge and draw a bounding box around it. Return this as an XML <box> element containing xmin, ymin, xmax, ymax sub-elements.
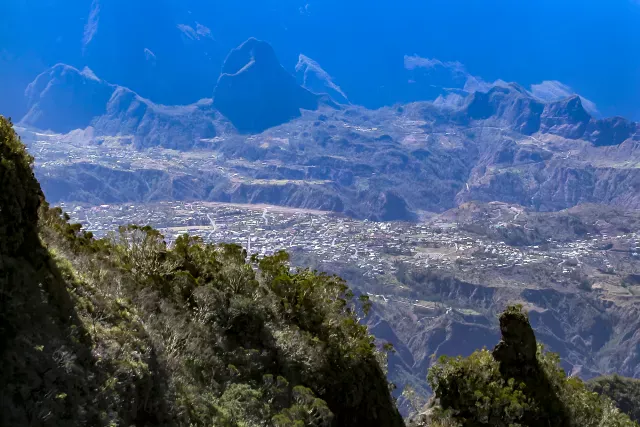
<box><xmin>14</xmin><ymin>38</ymin><xmax>640</xmax><ymax>221</ymax></box>
<box><xmin>21</xmin><ymin>63</ymin><xmax>233</xmax><ymax>150</ymax></box>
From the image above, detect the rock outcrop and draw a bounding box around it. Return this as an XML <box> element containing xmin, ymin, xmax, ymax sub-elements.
<box><xmin>493</xmin><ymin>306</ymin><xmax>571</xmax><ymax>426</ymax></box>
<box><xmin>492</xmin><ymin>306</ymin><xmax>540</xmax><ymax>380</ymax></box>
<box><xmin>213</xmin><ymin>38</ymin><xmax>319</xmax><ymax>133</ymax></box>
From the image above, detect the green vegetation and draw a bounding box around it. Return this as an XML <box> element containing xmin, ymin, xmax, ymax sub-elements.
<box><xmin>1</xmin><ymin>115</ymin><xmax>639</xmax><ymax>427</ymax></box>
<box><xmin>588</xmin><ymin>375</ymin><xmax>640</xmax><ymax>422</ymax></box>
<box><xmin>1</xmin><ymin>116</ymin><xmax>403</xmax><ymax>426</ymax></box>
<box><xmin>409</xmin><ymin>305</ymin><xmax>638</xmax><ymax>427</ymax></box>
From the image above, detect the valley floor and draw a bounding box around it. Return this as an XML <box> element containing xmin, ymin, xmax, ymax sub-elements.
<box><xmin>62</xmin><ymin>199</ymin><xmax>640</xmax><ymax>407</ymax></box>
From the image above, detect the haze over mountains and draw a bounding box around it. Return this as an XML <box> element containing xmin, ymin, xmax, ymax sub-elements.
<box><xmin>11</xmin><ymin>36</ymin><xmax>640</xmax><ymax>223</ymax></box>
<box><xmin>213</xmin><ymin>38</ymin><xmax>321</xmax><ymax>133</ymax></box>
<box><xmin>3</xmin><ymin>0</ymin><xmax>640</xmax><ymax>120</ymax></box>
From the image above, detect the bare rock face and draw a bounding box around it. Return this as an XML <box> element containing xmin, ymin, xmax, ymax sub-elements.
<box><xmin>213</xmin><ymin>38</ymin><xmax>319</xmax><ymax>133</ymax></box>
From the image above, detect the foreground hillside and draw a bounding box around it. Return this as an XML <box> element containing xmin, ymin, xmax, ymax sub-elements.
<box><xmin>1</xmin><ymin>116</ymin><xmax>403</xmax><ymax>426</ymax></box>
<box><xmin>3</xmin><ymin>116</ymin><xmax>640</xmax><ymax>425</ymax></box>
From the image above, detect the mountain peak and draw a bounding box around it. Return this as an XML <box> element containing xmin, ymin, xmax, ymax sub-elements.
<box><xmin>220</xmin><ymin>37</ymin><xmax>280</xmax><ymax>76</ymax></box>
<box><xmin>539</xmin><ymin>94</ymin><xmax>592</xmax><ymax>139</ymax></box>
<box><xmin>19</xmin><ymin>64</ymin><xmax>221</xmax><ymax>149</ymax></box>
<box><xmin>459</xmin><ymin>85</ymin><xmax>544</xmax><ymax>134</ymax></box>
<box><xmin>21</xmin><ymin>64</ymin><xmax>116</xmax><ymax>133</ymax></box>
<box><xmin>547</xmin><ymin>94</ymin><xmax>591</xmax><ymax>121</ymax></box>
<box><xmin>213</xmin><ymin>38</ymin><xmax>319</xmax><ymax>133</ymax></box>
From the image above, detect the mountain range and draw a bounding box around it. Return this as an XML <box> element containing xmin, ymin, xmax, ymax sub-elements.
<box><xmin>6</xmin><ymin>0</ymin><xmax>638</xmax><ymax>121</ymax></box>
<box><xmin>12</xmin><ymin>38</ymin><xmax>640</xmax><ymax>222</ymax></box>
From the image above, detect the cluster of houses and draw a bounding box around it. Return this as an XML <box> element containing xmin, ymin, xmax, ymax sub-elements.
<box><xmin>62</xmin><ymin>200</ymin><xmax>640</xmax><ymax>288</ymax></box>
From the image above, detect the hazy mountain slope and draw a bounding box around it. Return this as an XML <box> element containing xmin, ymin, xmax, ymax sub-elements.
<box><xmin>22</xmin><ymin>64</ymin><xmax>115</xmax><ymax>133</ymax></box>
<box><xmin>296</xmin><ymin>54</ymin><xmax>349</xmax><ymax>104</ymax></box>
<box><xmin>530</xmin><ymin>80</ymin><xmax>599</xmax><ymax>116</ymax></box>
<box><xmin>20</xmin><ymin>64</ymin><xmax>230</xmax><ymax>150</ymax></box>
<box><xmin>21</xmin><ymin>80</ymin><xmax>640</xmax><ymax>221</ymax></box>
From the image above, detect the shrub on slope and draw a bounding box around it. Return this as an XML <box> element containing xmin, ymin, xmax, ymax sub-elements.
<box><xmin>1</xmin><ymin>114</ymin><xmax>403</xmax><ymax>426</ymax></box>
<box><xmin>588</xmin><ymin>375</ymin><xmax>640</xmax><ymax>423</ymax></box>
<box><xmin>409</xmin><ymin>305</ymin><xmax>638</xmax><ymax>427</ymax></box>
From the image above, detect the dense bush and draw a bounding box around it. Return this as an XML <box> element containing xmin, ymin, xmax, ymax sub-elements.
<box><xmin>0</xmin><ymin>116</ymin><xmax>43</xmax><ymax>254</ymax></box>
<box><xmin>588</xmin><ymin>375</ymin><xmax>640</xmax><ymax>422</ymax></box>
<box><xmin>5</xmin><ymin>211</ymin><xmax>405</xmax><ymax>426</ymax></box>
<box><xmin>1</xmin><ymin>117</ymin><xmax>403</xmax><ymax>426</ymax></box>
<box><xmin>409</xmin><ymin>305</ymin><xmax>637</xmax><ymax>427</ymax></box>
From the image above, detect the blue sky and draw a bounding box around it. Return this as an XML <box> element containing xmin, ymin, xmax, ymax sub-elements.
<box><xmin>1</xmin><ymin>0</ymin><xmax>639</xmax><ymax>120</ymax></box>
<box><xmin>281</xmin><ymin>0</ymin><xmax>640</xmax><ymax>119</ymax></box>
